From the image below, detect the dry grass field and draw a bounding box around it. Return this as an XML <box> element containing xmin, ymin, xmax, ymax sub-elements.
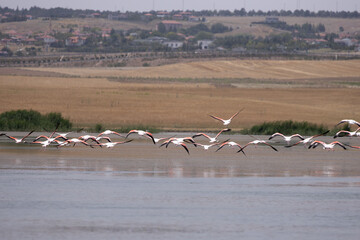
<box><xmin>27</xmin><ymin>59</ymin><xmax>360</xmax><ymax>81</ymax></box>
<box><xmin>1</xmin><ymin>59</ymin><xmax>360</xmax><ymax>130</ymax></box>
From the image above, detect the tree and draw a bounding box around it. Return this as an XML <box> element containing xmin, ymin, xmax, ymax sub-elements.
<box><xmin>1</xmin><ymin>47</ymin><xmax>13</xmax><ymax>56</ymax></box>
<box><xmin>157</xmin><ymin>22</ymin><xmax>166</xmax><ymax>34</ymax></box>
<box><xmin>195</xmin><ymin>31</ymin><xmax>213</xmax><ymax>40</ymax></box>
<box><xmin>165</xmin><ymin>32</ymin><xmax>184</xmax><ymax>41</ymax></box>
<box><xmin>211</xmin><ymin>23</ymin><xmax>230</xmax><ymax>33</ymax></box>
<box><xmin>317</xmin><ymin>23</ymin><xmax>326</xmax><ymax>32</ymax></box>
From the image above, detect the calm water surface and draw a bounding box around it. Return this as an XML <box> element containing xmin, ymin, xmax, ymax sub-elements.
<box><xmin>1</xmin><ymin>134</ymin><xmax>360</xmax><ymax>239</ymax></box>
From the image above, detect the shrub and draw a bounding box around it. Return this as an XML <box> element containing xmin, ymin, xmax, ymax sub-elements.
<box><xmin>0</xmin><ymin>109</ymin><xmax>72</xmax><ymax>131</ymax></box>
<box><xmin>94</xmin><ymin>123</ymin><xmax>103</xmax><ymax>132</ymax></box>
<box><xmin>240</xmin><ymin>120</ymin><xmax>330</xmax><ymax>136</ymax></box>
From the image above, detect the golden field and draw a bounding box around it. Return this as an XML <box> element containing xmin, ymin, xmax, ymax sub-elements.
<box><xmin>0</xmin><ymin>59</ymin><xmax>359</xmax><ymax>130</ymax></box>
<box><xmin>27</xmin><ymin>59</ymin><xmax>360</xmax><ymax>80</ymax></box>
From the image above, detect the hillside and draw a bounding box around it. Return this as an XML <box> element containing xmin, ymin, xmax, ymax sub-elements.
<box><xmin>1</xmin><ymin>16</ymin><xmax>360</xmax><ymax>37</ymax></box>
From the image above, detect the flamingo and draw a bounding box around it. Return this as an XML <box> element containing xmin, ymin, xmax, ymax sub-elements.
<box><xmin>334</xmin><ymin>128</ymin><xmax>360</xmax><ymax>138</ymax></box>
<box><xmin>308</xmin><ymin>140</ymin><xmax>347</xmax><ymax>150</ymax></box>
<box><xmin>60</xmin><ymin>138</ymin><xmax>94</xmax><ymax>148</ymax></box>
<box><xmin>335</xmin><ymin>119</ymin><xmax>360</xmax><ymax>128</ymax></box>
<box><xmin>125</xmin><ymin>130</ymin><xmax>156</xmax><ymax>144</ymax></box>
<box><xmin>192</xmin><ymin>128</ymin><xmax>231</xmax><ymax>143</ymax></box>
<box><xmin>269</xmin><ymin>133</ymin><xmax>304</xmax><ymax>145</ymax></box>
<box><xmin>33</xmin><ymin>134</ymin><xmax>67</xmax><ymax>142</ymax></box>
<box><xmin>161</xmin><ymin>139</ymin><xmax>191</xmax><ymax>154</ymax></box>
<box><xmin>194</xmin><ymin>142</ymin><xmax>221</xmax><ymax>150</ymax></box>
<box><xmin>238</xmin><ymin>140</ymin><xmax>278</xmax><ymax>152</ymax></box>
<box><xmin>92</xmin><ymin>140</ymin><xmax>133</xmax><ymax>148</ymax></box>
<box><xmin>1</xmin><ymin>130</ymin><xmax>34</xmax><ymax>143</ymax></box>
<box><xmin>54</xmin><ymin>132</ymin><xmax>72</xmax><ymax>139</ymax></box>
<box><xmin>80</xmin><ymin>135</ymin><xmax>112</xmax><ymax>143</ymax></box>
<box><xmin>215</xmin><ymin>141</ymin><xmax>246</xmax><ymax>155</ymax></box>
<box><xmin>160</xmin><ymin>137</ymin><xmax>197</xmax><ymax>148</ymax></box>
<box><xmin>209</xmin><ymin>109</ymin><xmax>244</xmax><ymax>126</ymax></box>
<box><xmin>32</xmin><ymin>139</ymin><xmax>59</xmax><ymax>148</ymax></box>
<box><xmin>97</xmin><ymin>130</ymin><xmax>124</xmax><ymax>137</ymax></box>
<box><xmin>149</xmin><ymin>135</ymin><xmax>176</xmax><ymax>144</ymax></box>
<box><xmin>285</xmin><ymin>131</ymin><xmax>330</xmax><ymax>147</ymax></box>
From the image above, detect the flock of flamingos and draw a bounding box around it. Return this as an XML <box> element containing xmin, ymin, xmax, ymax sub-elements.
<box><xmin>1</xmin><ymin>110</ymin><xmax>360</xmax><ymax>155</ymax></box>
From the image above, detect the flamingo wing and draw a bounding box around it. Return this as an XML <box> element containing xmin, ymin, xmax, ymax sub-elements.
<box><xmin>209</xmin><ymin>114</ymin><xmax>225</xmax><ymax>123</ymax></box>
<box><xmin>269</xmin><ymin>133</ymin><xmax>284</xmax><ymax>140</ymax></box>
<box><xmin>215</xmin><ymin>128</ymin><xmax>231</xmax><ymax>138</ymax></box>
<box><xmin>180</xmin><ymin>143</ymin><xmax>190</xmax><ymax>155</ymax></box>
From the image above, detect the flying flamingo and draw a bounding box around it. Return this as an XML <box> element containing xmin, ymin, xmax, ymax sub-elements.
<box><xmin>97</xmin><ymin>130</ymin><xmax>124</xmax><ymax>137</ymax></box>
<box><xmin>33</xmin><ymin>134</ymin><xmax>67</xmax><ymax>142</ymax></box>
<box><xmin>80</xmin><ymin>135</ymin><xmax>113</xmax><ymax>143</ymax></box>
<box><xmin>32</xmin><ymin>139</ymin><xmax>54</xmax><ymax>148</ymax></box>
<box><xmin>194</xmin><ymin>142</ymin><xmax>222</xmax><ymax>150</ymax></box>
<box><xmin>148</xmin><ymin>135</ymin><xmax>176</xmax><ymax>144</ymax></box>
<box><xmin>334</xmin><ymin>128</ymin><xmax>360</xmax><ymax>138</ymax></box>
<box><xmin>308</xmin><ymin>140</ymin><xmax>347</xmax><ymax>150</ymax></box>
<box><xmin>60</xmin><ymin>138</ymin><xmax>94</xmax><ymax>148</ymax></box>
<box><xmin>161</xmin><ymin>138</ymin><xmax>191</xmax><ymax>154</ymax></box>
<box><xmin>237</xmin><ymin>140</ymin><xmax>278</xmax><ymax>152</ymax></box>
<box><xmin>215</xmin><ymin>141</ymin><xmax>246</xmax><ymax>155</ymax></box>
<box><xmin>335</xmin><ymin>119</ymin><xmax>360</xmax><ymax>128</ymax></box>
<box><xmin>125</xmin><ymin>130</ymin><xmax>156</xmax><ymax>144</ymax></box>
<box><xmin>160</xmin><ymin>137</ymin><xmax>197</xmax><ymax>148</ymax></box>
<box><xmin>285</xmin><ymin>130</ymin><xmax>330</xmax><ymax>147</ymax></box>
<box><xmin>92</xmin><ymin>140</ymin><xmax>133</xmax><ymax>148</ymax></box>
<box><xmin>1</xmin><ymin>130</ymin><xmax>34</xmax><ymax>143</ymax></box>
<box><xmin>269</xmin><ymin>133</ymin><xmax>304</xmax><ymax>145</ymax></box>
<box><xmin>192</xmin><ymin>128</ymin><xmax>231</xmax><ymax>143</ymax></box>
<box><xmin>209</xmin><ymin>109</ymin><xmax>244</xmax><ymax>126</ymax></box>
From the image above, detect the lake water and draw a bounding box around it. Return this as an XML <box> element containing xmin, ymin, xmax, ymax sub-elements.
<box><xmin>1</xmin><ymin>133</ymin><xmax>360</xmax><ymax>239</ymax></box>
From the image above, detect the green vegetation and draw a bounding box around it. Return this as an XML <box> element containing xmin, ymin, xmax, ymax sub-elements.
<box><xmin>0</xmin><ymin>109</ymin><xmax>72</xmax><ymax>131</ymax></box>
<box><xmin>240</xmin><ymin>120</ymin><xmax>331</xmax><ymax>136</ymax></box>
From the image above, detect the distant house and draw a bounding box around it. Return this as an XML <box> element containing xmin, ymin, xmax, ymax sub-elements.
<box><xmin>158</xmin><ymin>20</ymin><xmax>183</xmax><ymax>31</ymax></box>
<box><xmin>335</xmin><ymin>38</ymin><xmax>357</xmax><ymax>47</ymax></box>
<box><xmin>197</xmin><ymin>39</ymin><xmax>213</xmax><ymax>50</ymax></box>
<box><xmin>163</xmin><ymin>40</ymin><xmax>183</xmax><ymax>49</ymax></box>
<box><xmin>65</xmin><ymin>36</ymin><xmax>86</xmax><ymax>47</ymax></box>
<box><xmin>265</xmin><ymin>16</ymin><xmax>279</xmax><ymax>23</ymax></box>
<box><xmin>141</xmin><ymin>13</ymin><xmax>153</xmax><ymax>21</ymax></box>
<box><xmin>172</xmin><ymin>14</ymin><xmax>183</xmax><ymax>20</ymax></box>
<box><xmin>134</xmin><ymin>36</ymin><xmax>169</xmax><ymax>45</ymax></box>
<box><xmin>157</xmin><ymin>11</ymin><xmax>170</xmax><ymax>19</ymax></box>
<box><xmin>188</xmin><ymin>16</ymin><xmax>201</xmax><ymax>22</ymax></box>
<box><xmin>43</xmin><ymin>35</ymin><xmax>56</xmax><ymax>44</ymax></box>
<box><xmin>108</xmin><ymin>14</ymin><xmax>119</xmax><ymax>20</ymax></box>
<box><xmin>26</xmin><ymin>15</ymin><xmax>33</xmax><ymax>20</ymax></box>
<box><xmin>24</xmin><ymin>38</ymin><xmax>36</xmax><ymax>45</ymax></box>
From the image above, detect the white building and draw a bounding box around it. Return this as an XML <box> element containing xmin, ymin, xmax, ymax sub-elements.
<box><xmin>163</xmin><ymin>41</ymin><xmax>183</xmax><ymax>49</ymax></box>
<box><xmin>197</xmin><ymin>39</ymin><xmax>213</xmax><ymax>50</ymax></box>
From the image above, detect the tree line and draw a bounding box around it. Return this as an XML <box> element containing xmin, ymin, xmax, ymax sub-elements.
<box><xmin>0</xmin><ymin>6</ymin><xmax>359</xmax><ymax>20</ymax></box>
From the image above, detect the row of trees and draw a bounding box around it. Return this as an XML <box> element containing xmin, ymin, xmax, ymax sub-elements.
<box><xmin>0</xmin><ymin>6</ymin><xmax>359</xmax><ymax>20</ymax></box>
<box><xmin>214</xmin><ymin>33</ymin><xmax>309</xmax><ymax>51</ymax></box>
<box><xmin>254</xmin><ymin>21</ymin><xmax>326</xmax><ymax>38</ymax></box>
